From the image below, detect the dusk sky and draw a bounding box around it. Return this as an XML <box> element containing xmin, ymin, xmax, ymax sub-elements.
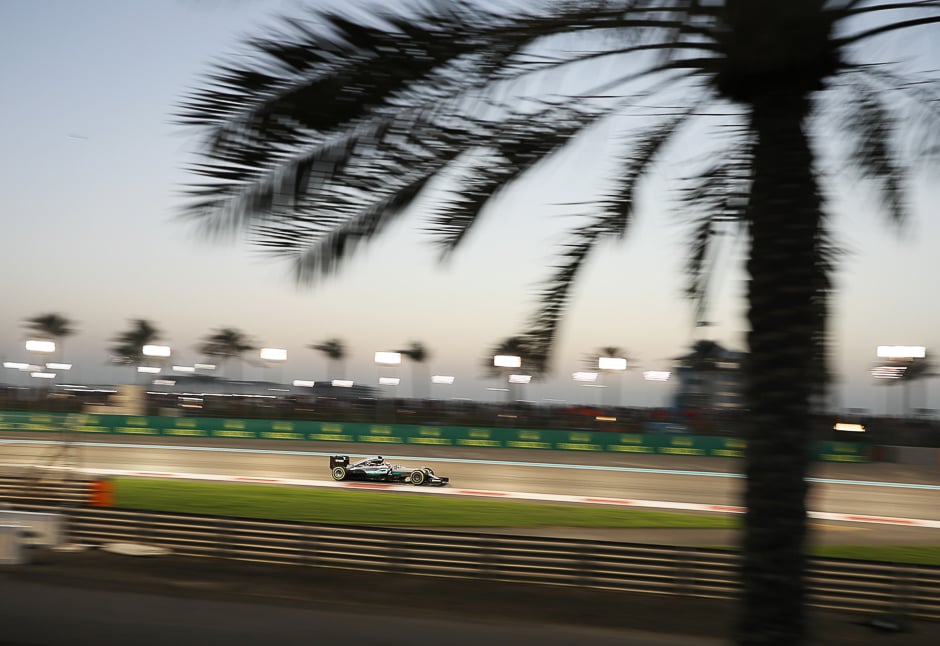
<box><xmin>2</xmin><ymin>1</ymin><xmax>938</xmax><ymax>412</ymax></box>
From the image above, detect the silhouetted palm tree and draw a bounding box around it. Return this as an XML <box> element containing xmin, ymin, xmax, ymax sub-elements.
<box><xmin>398</xmin><ymin>340</ymin><xmax>430</xmax><ymax>398</ymax></box>
<box><xmin>198</xmin><ymin>327</ymin><xmax>257</xmax><ymax>380</ymax></box>
<box><xmin>179</xmin><ymin>3</ymin><xmax>940</xmax><ymax>642</ymax></box>
<box><xmin>22</xmin><ymin>312</ymin><xmax>77</xmax><ymax>363</ymax></box>
<box><xmin>309</xmin><ymin>337</ymin><xmax>347</xmax><ymax>379</ymax></box>
<box><xmin>110</xmin><ymin>319</ymin><xmax>162</xmax><ymax>382</ymax></box>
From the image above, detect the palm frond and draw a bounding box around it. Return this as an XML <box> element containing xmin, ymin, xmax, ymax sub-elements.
<box><xmin>843</xmin><ymin>78</ymin><xmax>906</xmax><ymax>223</ymax></box>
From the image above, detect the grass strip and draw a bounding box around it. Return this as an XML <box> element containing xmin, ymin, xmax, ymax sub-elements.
<box><xmin>810</xmin><ymin>545</ymin><xmax>940</xmax><ymax>566</ymax></box>
<box><xmin>114</xmin><ymin>477</ymin><xmax>738</xmax><ymax>529</ymax></box>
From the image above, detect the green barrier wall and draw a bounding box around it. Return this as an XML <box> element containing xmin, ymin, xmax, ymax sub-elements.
<box><xmin>0</xmin><ymin>411</ymin><xmax>870</xmax><ymax>462</ymax></box>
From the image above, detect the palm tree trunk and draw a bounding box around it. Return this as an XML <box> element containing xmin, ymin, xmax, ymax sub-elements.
<box><xmin>739</xmin><ymin>97</ymin><xmax>821</xmax><ymax>646</ymax></box>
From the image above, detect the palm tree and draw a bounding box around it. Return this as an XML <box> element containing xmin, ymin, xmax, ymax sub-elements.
<box><xmin>178</xmin><ymin>3</ymin><xmax>939</xmax><ymax>643</ymax></box>
<box><xmin>309</xmin><ymin>337</ymin><xmax>347</xmax><ymax>380</ymax></box>
<box><xmin>398</xmin><ymin>341</ymin><xmax>431</xmax><ymax>399</ymax></box>
<box><xmin>110</xmin><ymin>319</ymin><xmax>162</xmax><ymax>380</ymax></box>
<box><xmin>198</xmin><ymin>327</ymin><xmax>257</xmax><ymax>380</ymax></box>
<box><xmin>23</xmin><ymin>312</ymin><xmax>77</xmax><ymax>362</ymax></box>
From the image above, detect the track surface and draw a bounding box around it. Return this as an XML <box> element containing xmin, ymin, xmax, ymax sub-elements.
<box><xmin>2</xmin><ymin>434</ymin><xmax>938</xmax><ymax>539</ymax></box>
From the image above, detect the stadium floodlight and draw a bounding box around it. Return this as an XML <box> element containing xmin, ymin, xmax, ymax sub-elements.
<box><xmin>137</xmin><ymin>366</ymin><xmax>161</xmax><ymax>374</ymax></box>
<box><xmin>153</xmin><ymin>379</ymin><xmax>176</xmax><ymax>386</ymax></box>
<box><xmin>292</xmin><ymin>380</ymin><xmax>315</xmax><ymax>387</ymax></box>
<box><xmin>598</xmin><ymin>356</ymin><xmax>627</xmax><ymax>371</ymax></box>
<box><xmin>644</xmin><ymin>370</ymin><xmax>672</xmax><ymax>382</ymax></box>
<box><xmin>508</xmin><ymin>374</ymin><xmax>531</xmax><ymax>384</ymax></box>
<box><xmin>573</xmin><ymin>371</ymin><xmax>598</xmax><ymax>382</ymax></box>
<box><xmin>332</xmin><ymin>379</ymin><xmax>354</xmax><ymax>388</ymax></box>
<box><xmin>26</xmin><ymin>340</ymin><xmax>56</xmax><ymax>353</ymax></box>
<box><xmin>173</xmin><ymin>365</ymin><xmax>195</xmax><ymax>373</ymax></box>
<box><xmin>374</xmin><ymin>351</ymin><xmax>402</xmax><ymax>365</ymax></box>
<box><xmin>3</xmin><ymin>362</ymin><xmax>29</xmax><ymax>370</ymax></box>
<box><xmin>494</xmin><ymin>355</ymin><xmax>521</xmax><ymax>368</ymax></box>
<box><xmin>431</xmin><ymin>375</ymin><xmax>455</xmax><ymax>384</ymax></box>
<box><xmin>30</xmin><ymin>372</ymin><xmax>56</xmax><ymax>379</ymax></box>
<box><xmin>876</xmin><ymin>345</ymin><xmax>926</xmax><ymax>359</ymax></box>
<box><xmin>872</xmin><ymin>365</ymin><xmax>906</xmax><ymax>379</ymax></box>
<box><xmin>45</xmin><ymin>363</ymin><xmax>71</xmax><ymax>370</ymax></box>
<box><xmin>379</xmin><ymin>376</ymin><xmax>401</xmax><ymax>386</ymax></box>
<box><xmin>834</xmin><ymin>422</ymin><xmax>866</xmax><ymax>433</ymax></box>
<box><xmin>259</xmin><ymin>347</ymin><xmax>287</xmax><ymax>361</ymax></box>
<box><xmin>142</xmin><ymin>344</ymin><xmax>171</xmax><ymax>358</ymax></box>
<box><xmin>194</xmin><ymin>363</ymin><xmax>216</xmax><ymax>371</ymax></box>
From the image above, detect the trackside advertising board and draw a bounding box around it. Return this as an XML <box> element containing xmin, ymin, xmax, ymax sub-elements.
<box><xmin>0</xmin><ymin>412</ymin><xmax>870</xmax><ymax>462</ymax></box>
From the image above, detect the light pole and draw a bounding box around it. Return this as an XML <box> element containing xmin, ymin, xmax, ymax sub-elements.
<box><xmin>431</xmin><ymin>375</ymin><xmax>455</xmax><ymax>400</ymax></box>
<box><xmin>643</xmin><ymin>370</ymin><xmax>672</xmax><ymax>408</ymax></box>
<box><xmin>260</xmin><ymin>347</ymin><xmax>287</xmax><ymax>384</ymax></box>
<box><xmin>375</xmin><ymin>351</ymin><xmax>402</xmax><ymax>420</ymax></box>
<box><xmin>598</xmin><ymin>356</ymin><xmax>627</xmax><ymax>407</ymax></box>
<box><xmin>876</xmin><ymin>346</ymin><xmax>926</xmax><ymax>417</ymax></box>
<box><xmin>26</xmin><ymin>339</ymin><xmax>56</xmax><ymax>399</ymax></box>
<box><xmin>494</xmin><ymin>355</ymin><xmax>521</xmax><ymax>402</ymax></box>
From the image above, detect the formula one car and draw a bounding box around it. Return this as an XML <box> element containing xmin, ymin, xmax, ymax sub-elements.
<box><xmin>329</xmin><ymin>455</ymin><xmax>449</xmax><ymax>486</ymax></box>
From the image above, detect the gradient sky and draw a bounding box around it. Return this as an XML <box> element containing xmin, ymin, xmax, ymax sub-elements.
<box><xmin>2</xmin><ymin>1</ymin><xmax>938</xmax><ymax>412</ymax></box>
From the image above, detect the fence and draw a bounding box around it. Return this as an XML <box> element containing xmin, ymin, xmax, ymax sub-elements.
<box><xmin>0</xmin><ymin>477</ymin><xmax>936</xmax><ymax>619</ymax></box>
<box><xmin>0</xmin><ymin>411</ymin><xmax>871</xmax><ymax>462</ymax></box>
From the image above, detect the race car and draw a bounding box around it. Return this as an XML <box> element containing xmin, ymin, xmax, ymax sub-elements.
<box><xmin>329</xmin><ymin>455</ymin><xmax>449</xmax><ymax>486</ymax></box>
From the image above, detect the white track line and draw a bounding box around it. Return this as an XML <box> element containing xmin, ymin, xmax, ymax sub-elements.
<box><xmin>26</xmin><ymin>465</ymin><xmax>940</xmax><ymax>529</ymax></box>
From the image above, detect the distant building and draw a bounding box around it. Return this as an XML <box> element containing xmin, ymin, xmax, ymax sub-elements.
<box><xmin>673</xmin><ymin>341</ymin><xmax>746</xmax><ymax>411</ymax></box>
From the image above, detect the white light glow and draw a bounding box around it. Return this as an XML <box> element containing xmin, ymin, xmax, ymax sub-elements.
<box><xmin>644</xmin><ymin>370</ymin><xmax>672</xmax><ymax>382</ymax></box>
<box><xmin>834</xmin><ymin>422</ymin><xmax>866</xmax><ymax>433</ymax></box>
<box><xmin>374</xmin><ymin>351</ymin><xmax>402</xmax><ymax>365</ymax></box>
<box><xmin>142</xmin><ymin>344</ymin><xmax>171</xmax><ymax>358</ymax></box>
<box><xmin>26</xmin><ymin>340</ymin><xmax>56</xmax><ymax>353</ymax></box>
<box><xmin>508</xmin><ymin>374</ymin><xmax>531</xmax><ymax>384</ymax></box>
<box><xmin>379</xmin><ymin>377</ymin><xmax>400</xmax><ymax>386</ymax></box>
<box><xmin>194</xmin><ymin>363</ymin><xmax>216</xmax><ymax>370</ymax></box>
<box><xmin>3</xmin><ymin>362</ymin><xmax>29</xmax><ymax>370</ymax></box>
<box><xmin>260</xmin><ymin>347</ymin><xmax>287</xmax><ymax>361</ymax></box>
<box><xmin>431</xmin><ymin>375</ymin><xmax>455</xmax><ymax>384</ymax></box>
<box><xmin>293</xmin><ymin>379</ymin><xmax>315</xmax><ymax>387</ymax></box>
<box><xmin>872</xmin><ymin>366</ymin><xmax>906</xmax><ymax>379</ymax></box>
<box><xmin>598</xmin><ymin>356</ymin><xmax>627</xmax><ymax>371</ymax></box>
<box><xmin>30</xmin><ymin>372</ymin><xmax>55</xmax><ymax>379</ymax></box>
<box><xmin>45</xmin><ymin>363</ymin><xmax>71</xmax><ymax>370</ymax></box>
<box><xmin>153</xmin><ymin>379</ymin><xmax>176</xmax><ymax>386</ymax></box>
<box><xmin>494</xmin><ymin>355</ymin><xmax>521</xmax><ymax>368</ymax></box>
<box><xmin>332</xmin><ymin>379</ymin><xmax>354</xmax><ymax>388</ymax></box>
<box><xmin>573</xmin><ymin>371</ymin><xmax>598</xmax><ymax>382</ymax></box>
<box><xmin>877</xmin><ymin>345</ymin><xmax>926</xmax><ymax>359</ymax></box>
<box><xmin>173</xmin><ymin>365</ymin><xmax>195</xmax><ymax>373</ymax></box>
<box><xmin>137</xmin><ymin>366</ymin><xmax>161</xmax><ymax>374</ymax></box>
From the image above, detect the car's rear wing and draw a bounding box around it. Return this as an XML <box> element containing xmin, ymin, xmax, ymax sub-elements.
<box><xmin>330</xmin><ymin>455</ymin><xmax>350</xmax><ymax>468</ymax></box>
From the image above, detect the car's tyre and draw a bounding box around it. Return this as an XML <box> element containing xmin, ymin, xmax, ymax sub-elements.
<box><xmin>331</xmin><ymin>466</ymin><xmax>347</xmax><ymax>481</ymax></box>
<box><xmin>409</xmin><ymin>470</ymin><xmax>426</xmax><ymax>485</ymax></box>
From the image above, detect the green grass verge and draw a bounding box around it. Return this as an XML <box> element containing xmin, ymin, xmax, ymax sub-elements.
<box><xmin>114</xmin><ymin>477</ymin><xmax>738</xmax><ymax>529</ymax></box>
<box><xmin>810</xmin><ymin>545</ymin><xmax>940</xmax><ymax>566</ymax></box>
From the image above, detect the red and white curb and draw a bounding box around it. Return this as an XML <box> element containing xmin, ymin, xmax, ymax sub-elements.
<box><xmin>24</xmin><ymin>464</ymin><xmax>940</xmax><ymax>530</ymax></box>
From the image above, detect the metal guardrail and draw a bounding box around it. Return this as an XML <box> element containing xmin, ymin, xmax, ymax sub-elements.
<box><xmin>2</xmin><ymin>477</ymin><xmax>938</xmax><ymax>619</ymax></box>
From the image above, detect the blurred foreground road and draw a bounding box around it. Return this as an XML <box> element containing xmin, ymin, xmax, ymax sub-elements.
<box><xmin>3</xmin><ymin>549</ymin><xmax>938</xmax><ymax>646</ymax></box>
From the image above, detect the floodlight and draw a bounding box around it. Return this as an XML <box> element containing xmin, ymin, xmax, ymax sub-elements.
<box><xmin>3</xmin><ymin>362</ymin><xmax>29</xmax><ymax>370</ymax></box>
<box><xmin>137</xmin><ymin>366</ymin><xmax>161</xmax><ymax>374</ymax></box>
<box><xmin>598</xmin><ymin>357</ymin><xmax>627</xmax><ymax>371</ymax></box>
<box><xmin>45</xmin><ymin>363</ymin><xmax>71</xmax><ymax>370</ymax></box>
<box><xmin>26</xmin><ymin>340</ymin><xmax>56</xmax><ymax>353</ymax></box>
<box><xmin>142</xmin><ymin>344</ymin><xmax>171</xmax><ymax>358</ymax></box>
<box><xmin>173</xmin><ymin>365</ymin><xmax>195</xmax><ymax>373</ymax></box>
<box><xmin>573</xmin><ymin>371</ymin><xmax>598</xmax><ymax>382</ymax></box>
<box><xmin>332</xmin><ymin>379</ymin><xmax>354</xmax><ymax>388</ymax></box>
<box><xmin>292</xmin><ymin>380</ymin><xmax>315</xmax><ymax>387</ymax></box>
<box><xmin>30</xmin><ymin>372</ymin><xmax>55</xmax><ymax>379</ymax></box>
<box><xmin>374</xmin><ymin>351</ymin><xmax>402</xmax><ymax>365</ymax></box>
<box><xmin>259</xmin><ymin>347</ymin><xmax>287</xmax><ymax>361</ymax></box>
<box><xmin>494</xmin><ymin>355</ymin><xmax>521</xmax><ymax>368</ymax></box>
<box><xmin>431</xmin><ymin>375</ymin><xmax>455</xmax><ymax>384</ymax></box>
<box><xmin>508</xmin><ymin>374</ymin><xmax>531</xmax><ymax>384</ymax></box>
<box><xmin>644</xmin><ymin>370</ymin><xmax>671</xmax><ymax>382</ymax></box>
<box><xmin>379</xmin><ymin>377</ymin><xmax>400</xmax><ymax>386</ymax></box>
<box><xmin>877</xmin><ymin>346</ymin><xmax>926</xmax><ymax>359</ymax></box>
